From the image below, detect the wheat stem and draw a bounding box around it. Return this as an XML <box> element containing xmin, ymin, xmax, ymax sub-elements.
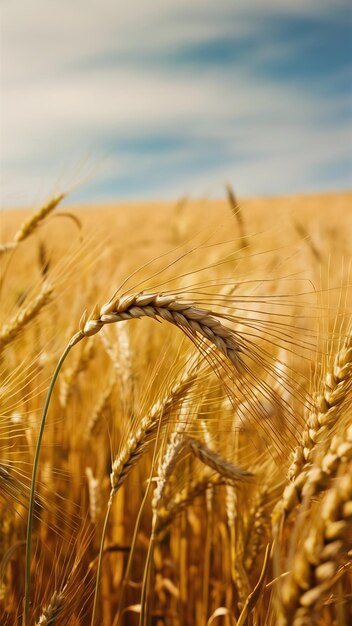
<box><xmin>23</xmin><ymin>340</ymin><xmax>74</xmax><ymax>626</ymax></box>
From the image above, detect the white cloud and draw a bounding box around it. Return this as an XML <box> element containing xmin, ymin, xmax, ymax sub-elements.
<box><xmin>0</xmin><ymin>0</ymin><xmax>350</xmax><ymax>205</ymax></box>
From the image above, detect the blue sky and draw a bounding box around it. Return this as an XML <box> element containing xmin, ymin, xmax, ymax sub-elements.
<box><xmin>0</xmin><ymin>0</ymin><xmax>351</xmax><ymax>205</ymax></box>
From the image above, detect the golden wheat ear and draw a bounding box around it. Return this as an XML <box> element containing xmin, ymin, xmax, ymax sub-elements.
<box><xmin>14</xmin><ymin>194</ymin><xmax>66</xmax><ymax>244</ymax></box>
<box><xmin>274</xmin><ymin>332</ymin><xmax>352</xmax><ymax>524</ymax></box>
<box><xmin>0</xmin><ymin>193</ymin><xmax>66</xmax><ymax>260</ymax></box>
<box><xmin>0</xmin><ymin>283</ymin><xmax>53</xmax><ymax>354</ymax></box>
<box><xmin>80</xmin><ymin>292</ymin><xmax>243</xmax><ymax>369</ymax></box>
<box><xmin>278</xmin><ymin>461</ymin><xmax>352</xmax><ymax>625</ymax></box>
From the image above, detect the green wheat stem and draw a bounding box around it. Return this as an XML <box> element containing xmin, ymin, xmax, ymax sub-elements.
<box><xmin>23</xmin><ymin>333</ymin><xmax>83</xmax><ymax>625</ymax></box>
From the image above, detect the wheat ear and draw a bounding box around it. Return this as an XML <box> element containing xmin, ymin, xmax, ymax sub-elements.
<box><xmin>155</xmin><ymin>473</ymin><xmax>227</xmax><ymax>535</ymax></box>
<box><xmin>35</xmin><ymin>588</ymin><xmax>66</xmax><ymax>625</ymax></box>
<box><xmin>60</xmin><ymin>340</ymin><xmax>95</xmax><ymax>407</ymax></box>
<box><xmin>278</xmin><ymin>461</ymin><xmax>352</xmax><ymax>626</ymax></box>
<box><xmin>244</xmin><ymin>484</ymin><xmax>270</xmax><ymax>573</ymax></box>
<box><xmin>90</xmin><ymin>361</ymin><xmax>199</xmax><ymax>626</ymax></box>
<box><xmin>300</xmin><ymin>423</ymin><xmax>352</xmax><ymax>503</ymax></box>
<box><xmin>290</xmin><ymin>333</ymin><xmax>352</xmax><ymax>481</ymax></box>
<box><xmin>1</xmin><ymin>195</ymin><xmax>64</xmax><ymax>258</ymax></box>
<box><xmin>152</xmin><ymin>435</ymin><xmax>188</xmax><ymax>518</ymax></box>
<box><xmin>151</xmin><ymin>412</ymin><xmax>227</xmax><ymax>524</ymax></box>
<box><xmin>0</xmin><ymin>242</ymin><xmax>17</xmax><ymax>256</ymax></box>
<box><xmin>29</xmin><ymin>290</ymin><xmax>242</xmax><ymax>626</ymax></box>
<box><xmin>186</xmin><ymin>437</ymin><xmax>253</xmax><ymax>482</ymax></box>
<box><xmin>273</xmin><ymin>334</ymin><xmax>352</xmax><ymax>522</ymax></box>
<box><xmin>72</xmin><ymin>291</ymin><xmax>242</xmax><ymax>369</ymax></box>
<box><xmin>110</xmin><ymin>364</ymin><xmax>197</xmax><ymax>493</ymax></box>
<box><xmin>85</xmin><ymin>467</ymin><xmax>101</xmax><ymax>524</ymax></box>
<box><xmin>0</xmin><ymin>282</ymin><xmax>52</xmax><ymax>353</ymax></box>
<box><xmin>155</xmin><ymin>436</ymin><xmax>253</xmax><ymax>537</ymax></box>
<box><xmin>14</xmin><ymin>193</ymin><xmax>65</xmax><ymax>243</ymax></box>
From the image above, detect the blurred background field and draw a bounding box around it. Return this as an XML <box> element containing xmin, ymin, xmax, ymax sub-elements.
<box><xmin>0</xmin><ymin>189</ymin><xmax>351</xmax><ymax>625</ymax></box>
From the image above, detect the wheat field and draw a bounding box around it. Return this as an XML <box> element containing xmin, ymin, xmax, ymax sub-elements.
<box><xmin>0</xmin><ymin>191</ymin><xmax>351</xmax><ymax>625</ymax></box>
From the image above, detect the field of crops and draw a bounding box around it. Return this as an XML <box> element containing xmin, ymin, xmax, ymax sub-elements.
<box><xmin>0</xmin><ymin>191</ymin><xmax>351</xmax><ymax>625</ymax></box>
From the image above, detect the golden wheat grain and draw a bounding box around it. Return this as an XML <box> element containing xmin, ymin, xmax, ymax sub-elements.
<box><xmin>2</xmin><ymin>192</ymin><xmax>350</xmax><ymax>626</ymax></box>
